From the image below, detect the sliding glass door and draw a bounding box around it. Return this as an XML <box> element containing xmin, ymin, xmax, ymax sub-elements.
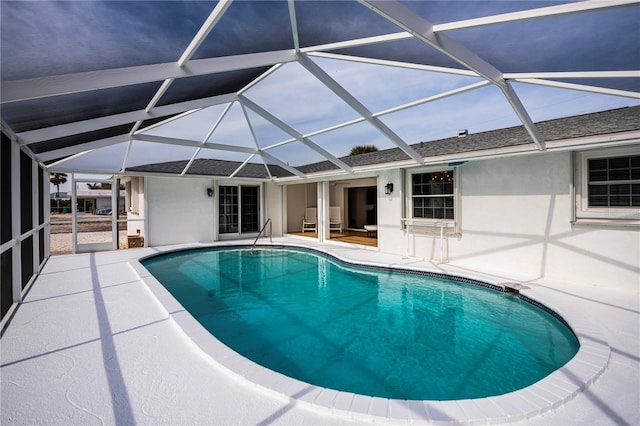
<box><xmin>219</xmin><ymin>185</ymin><xmax>260</xmax><ymax>236</ymax></box>
<box><xmin>240</xmin><ymin>186</ymin><xmax>259</xmax><ymax>233</ymax></box>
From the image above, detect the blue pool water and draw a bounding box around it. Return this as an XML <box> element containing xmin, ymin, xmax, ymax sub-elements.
<box><xmin>143</xmin><ymin>246</ymin><xmax>579</xmax><ymax>400</ymax></box>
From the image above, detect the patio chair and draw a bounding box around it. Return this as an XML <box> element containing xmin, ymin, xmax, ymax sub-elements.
<box><xmin>329</xmin><ymin>206</ymin><xmax>342</xmax><ymax>233</ymax></box>
<box><xmin>302</xmin><ymin>207</ymin><xmax>317</xmax><ymax>232</ymax></box>
<box><xmin>364</xmin><ymin>224</ymin><xmax>377</xmax><ymax>238</ymax></box>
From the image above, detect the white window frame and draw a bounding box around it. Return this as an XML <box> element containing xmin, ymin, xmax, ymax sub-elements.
<box><xmin>216</xmin><ymin>181</ymin><xmax>263</xmax><ymax>239</ymax></box>
<box><xmin>574</xmin><ymin>146</ymin><xmax>640</xmax><ymax>226</ymax></box>
<box><xmin>404</xmin><ymin>166</ymin><xmax>460</xmax><ymax>234</ymax></box>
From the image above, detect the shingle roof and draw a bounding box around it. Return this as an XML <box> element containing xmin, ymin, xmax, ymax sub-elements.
<box><xmin>127</xmin><ymin>159</ymin><xmax>294</xmax><ymax>179</ymax></box>
<box><xmin>298</xmin><ymin>106</ymin><xmax>640</xmax><ymax>174</ymax></box>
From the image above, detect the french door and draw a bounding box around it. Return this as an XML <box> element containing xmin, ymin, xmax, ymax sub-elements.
<box><xmin>218</xmin><ymin>185</ymin><xmax>260</xmax><ymax>236</ymax></box>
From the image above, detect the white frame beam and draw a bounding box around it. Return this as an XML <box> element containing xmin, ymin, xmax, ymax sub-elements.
<box><xmin>505</xmin><ymin>71</ymin><xmax>640</xmax><ymax>80</ymax></box>
<box><xmin>258</xmin><ymin>151</ymin><xmax>306</xmax><ymax>178</ymax></box>
<box><xmin>132</xmin><ymin>134</ymin><xmax>259</xmax><ymax>154</ymax></box>
<box><xmin>288</xmin><ymin>0</ymin><xmax>300</xmax><ymax>52</ymax></box>
<box><xmin>17</xmin><ymin>93</ymin><xmax>237</xmax><ymax>145</ymax></box>
<box><xmin>434</xmin><ymin>0</ymin><xmax>639</xmax><ymax>32</ymax></box>
<box><xmin>501</xmin><ymin>81</ymin><xmax>545</xmax><ymax>150</ymax></box>
<box><xmin>2</xmin><ymin>50</ymin><xmax>297</xmax><ymax>103</ymax></box>
<box><xmin>239</xmin><ymin>95</ymin><xmax>353</xmax><ymax>173</ymax></box>
<box><xmin>358</xmin><ymin>0</ymin><xmax>504</xmax><ymax>84</ymax></box>
<box><xmin>178</xmin><ymin>0</ymin><xmax>234</xmax><ymax>67</ymax></box>
<box><xmin>514</xmin><ymin>79</ymin><xmax>640</xmax><ymax>99</ymax></box>
<box><xmin>240</xmin><ymin>102</ymin><xmax>274</xmax><ymax>180</ymax></box>
<box><xmin>308</xmin><ymin>51</ymin><xmax>479</xmax><ymax>77</ymax></box>
<box><xmin>38</xmin><ymin>135</ymin><xmax>130</xmax><ymax>163</ymax></box>
<box><xmin>135</xmin><ymin>0</ymin><xmax>234</xmax><ymax>144</ymax></box>
<box><xmin>297</xmin><ymin>54</ymin><xmax>425</xmax><ymax>163</ymax></box>
<box><xmin>181</xmin><ymin>102</ymin><xmax>234</xmax><ymax>176</ymax></box>
<box><xmin>358</xmin><ymin>0</ymin><xmax>546</xmax><ymax>150</ymax></box>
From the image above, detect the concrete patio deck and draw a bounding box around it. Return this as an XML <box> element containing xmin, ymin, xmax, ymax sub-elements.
<box><xmin>1</xmin><ymin>237</ymin><xmax>638</xmax><ymax>425</ymax></box>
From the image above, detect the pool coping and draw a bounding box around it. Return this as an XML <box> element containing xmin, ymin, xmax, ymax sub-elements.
<box><xmin>130</xmin><ymin>242</ymin><xmax>611</xmax><ymax>425</ymax></box>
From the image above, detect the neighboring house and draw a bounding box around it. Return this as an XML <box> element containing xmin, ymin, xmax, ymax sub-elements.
<box><xmin>124</xmin><ymin>106</ymin><xmax>640</xmax><ymax>289</ymax></box>
<box><xmin>50</xmin><ymin>191</ymin><xmax>69</xmax><ymax>200</ymax></box>
<box><xmin>75</xmin><ymin>189</ymin><xmax>125</xmax><ymax>214</ymax></box>
<box><xmin>50</xmin><ymin>189</ymin><xmax>125</xmax><ymax>214</ymax></box>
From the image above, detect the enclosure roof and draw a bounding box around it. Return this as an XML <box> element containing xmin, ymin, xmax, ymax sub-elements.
<box><xmin>1</xmin><ymin>0</ymin><xmax>639</xmax><ymax>180</ymax></box>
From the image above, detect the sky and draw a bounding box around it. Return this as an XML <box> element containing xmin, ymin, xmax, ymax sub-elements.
<box><xmin>1</xmin><ymin>0</ymin><xmax>637</xmax><ymax>189</ymax></box>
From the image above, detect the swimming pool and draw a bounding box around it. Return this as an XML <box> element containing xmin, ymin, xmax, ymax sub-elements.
<box><xmin>142</xmin><ymin>245</ymin><xmax>579</xmax><ymax>401</ymax></box>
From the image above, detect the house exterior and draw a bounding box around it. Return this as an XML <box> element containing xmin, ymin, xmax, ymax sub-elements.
<box><xmin>50</xmin><ymin>190</ymin><xmax>125</xmax><ymax>214</ymax></box>
<box><xmin>75</xmin><ymin>189</ymin><xmax>125</xmax><ymax>214</ymax></box>
<box><xmin>123</xmin><ymin>106</ymin><xmax>640</xmax><ymax>289</ymax></box>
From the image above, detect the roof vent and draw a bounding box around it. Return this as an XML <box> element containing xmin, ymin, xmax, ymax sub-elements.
<box><xmin>457</xmin><ymin>129</ymin><xmax>468</xmax><ymax>138</ymax></box>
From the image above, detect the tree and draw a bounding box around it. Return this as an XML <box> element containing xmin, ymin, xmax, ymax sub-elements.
<box><xmin>86</xmin><ymin>182</ymin><xmax>113</xmax><ymax>190</ymax></box>
<box><xmin>349</xmin><ymin>145</ymin><xmax>378</xmax><ymax>156</ymax></box>
<box><xmin>50</xmin><ymin>173</ymin><xmax>67</xmax><ymax>213</ymax></box>
<box><xmin>50</xmin><ymin>173</ymin><xmax>67</xmax><ymax>198</ymax></box>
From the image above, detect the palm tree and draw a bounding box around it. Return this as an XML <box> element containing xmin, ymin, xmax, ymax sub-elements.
<box><xmin>349</xmin><ymin>145</ymin><xmax>378</xmax><ymax>155</ymax></box>
<box><xmin>49</xmin><ymin>173</ymin><xmax>67</xmax><ymax>213</ymax></box>
<box><xmin>86</xmin><ymin>182</ymin><xmax>112</xmax><ymax>190</ymax></box>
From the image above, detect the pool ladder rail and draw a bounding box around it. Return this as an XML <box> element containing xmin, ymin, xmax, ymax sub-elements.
<box><xmin>251</xmin><ymin>218</ymin><xmax>272</xmax><ymax>253</ymax></box>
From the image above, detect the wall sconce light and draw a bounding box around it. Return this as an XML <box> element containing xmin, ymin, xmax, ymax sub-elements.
<box><xmin>385</xmin><ymin>183</ymin><xmax>394</xmax><ymax>195</ymax></box>
<box><xmin>207</xmin><ymin>188</ymin><xmax>213</xmax><ymax>197</ymax></box>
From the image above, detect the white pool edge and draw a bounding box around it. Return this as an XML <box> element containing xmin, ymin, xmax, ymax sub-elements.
<box><xmin>129</xmin><ymin>243</ymin><xmax>611</xmax><ymax>425</ymax></box>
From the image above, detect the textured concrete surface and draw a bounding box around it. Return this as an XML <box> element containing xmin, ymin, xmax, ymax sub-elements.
<box><xmin>1</xmin><ymin>238</ymin><xmax>638</xmax><ymax>425</ymax></box>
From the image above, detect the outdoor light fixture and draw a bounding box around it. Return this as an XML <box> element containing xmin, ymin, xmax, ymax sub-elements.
<box><xmin>385</xmin><ymin>183</ymin><xmax>394</xmax><ymax>194</ymax></box>
<box><xmin>207</xmin><ymin>188</ymin><xmax>213</xmax><ymax>197</ymax></box>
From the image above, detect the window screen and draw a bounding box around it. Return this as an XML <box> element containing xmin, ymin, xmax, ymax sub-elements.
<box><xmin>1</xmin><ymin>250</ymin><xmax>12</xmax><ymax>319</ymax></box>
<box><xmin>1</xmin><ymin>134</ymin><xmax>11</xmax><ymax>245</ymax></box>
<box><xmin>412</xmin><ymin>171</ymin><xmax>454</xmax><ymax>219</ymax></box>
<box><xmin>20</xmin><ymin>151</ymin><xmax>33</xmax><ymax>234</ymax></box>
<box><xmin>21</xmin><ymin>235</ymin><xmax>33</xmax><ymax>289</ymax></box>
<box><xmin>588</xmin><ymin>155</ymin><xmax>640</xmax><ymax>207</ymax></box>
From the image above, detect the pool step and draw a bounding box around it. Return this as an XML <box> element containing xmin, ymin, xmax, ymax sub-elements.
<box><xmin>498</xmin><ymin>282</ymin><xmax>531</xmax><ymax>294</ymax></box>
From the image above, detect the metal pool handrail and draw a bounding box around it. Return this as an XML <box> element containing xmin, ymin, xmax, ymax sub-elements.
<box><xmin>251</xmin><ymin>218</ymin><xmax>272</xmax><ymax>253</ymax></box>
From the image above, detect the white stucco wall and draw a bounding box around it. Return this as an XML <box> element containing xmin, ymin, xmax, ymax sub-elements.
<box><xmin>377</xmin><ymin>168</ymin><xmax>405</xmax><ymax>254</ymax></box>
<box><xmin>140</xmin><ymin>150</ymin><xmax>639</xmax><ymax>288</ymax></box>
<box><xmin>454</xmin><ymin>153</ymin><xmax>574</xmax><ymax>279</ymax></box>
<box><xmin>265</xmin><ymin>181</ymin><xmax>283</xmax><ymax>237</ymax></box>
<box><xmin>126</xmin><ymin>177</ymin><xmax>145</xmax><ymax>238</ymax></box>
<box><xmin>147</xmin><ymin>176</ymin><xmax>215</xmax><ymax>246</ymax></box>
<box><xmin>378</xmin><ymin>152</ymin><xmax>639</xmax><ymax>288</ymax></box>
<box><xmin>286</xmin><ymin>184</ymin><xmax>306</xmax><ymax>233</ymax></box>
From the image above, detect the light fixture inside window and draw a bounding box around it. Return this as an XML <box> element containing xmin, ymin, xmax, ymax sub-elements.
<box><xmin>385</xmin><ymin>183</ymin><xmax>394</xmax><ymax>194</ymax></box>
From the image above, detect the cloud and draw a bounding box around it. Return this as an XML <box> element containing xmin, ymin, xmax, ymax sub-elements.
<box><xmin>311</xmin><ymin>56</ymin><xmax>484</xmax><ymax>113</ymax></box>
<box><xmin>1</xmin><ymin>1</ymin><xmax>208</xmax><ymax>79</ymax></box>
<box><xmin>243</xmin><ymin>62</ymin><xmax>361</xmax><ymax>135</ymax></box>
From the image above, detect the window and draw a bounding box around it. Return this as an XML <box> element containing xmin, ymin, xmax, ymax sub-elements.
<box><xmin>240</xmin><ymin>186</ymin><xmax>259</xmax><ymax>233</ymax></box>
<box><xmin>218</xmin><ymin>185</ymin><xmax>260</xmax><ymax>235</ymax></box>
<box><xmin>587</xmin><ymin>156</ymin><xmax>639</xmax><ymax>207</ymax></box>
<box><xmin>411</xmin><ymin>170</ymin><xmax>455</xmax><ymax>220</ymax></box>
<box><xmin>218</xmin><ymin>186</ymin><xmax>238</xmax><ymax>234</ymax></box>
<box><xmin>575</xmin><ymin>147</ymin><xmax>640</xmax><ymax>224</ymax></box>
